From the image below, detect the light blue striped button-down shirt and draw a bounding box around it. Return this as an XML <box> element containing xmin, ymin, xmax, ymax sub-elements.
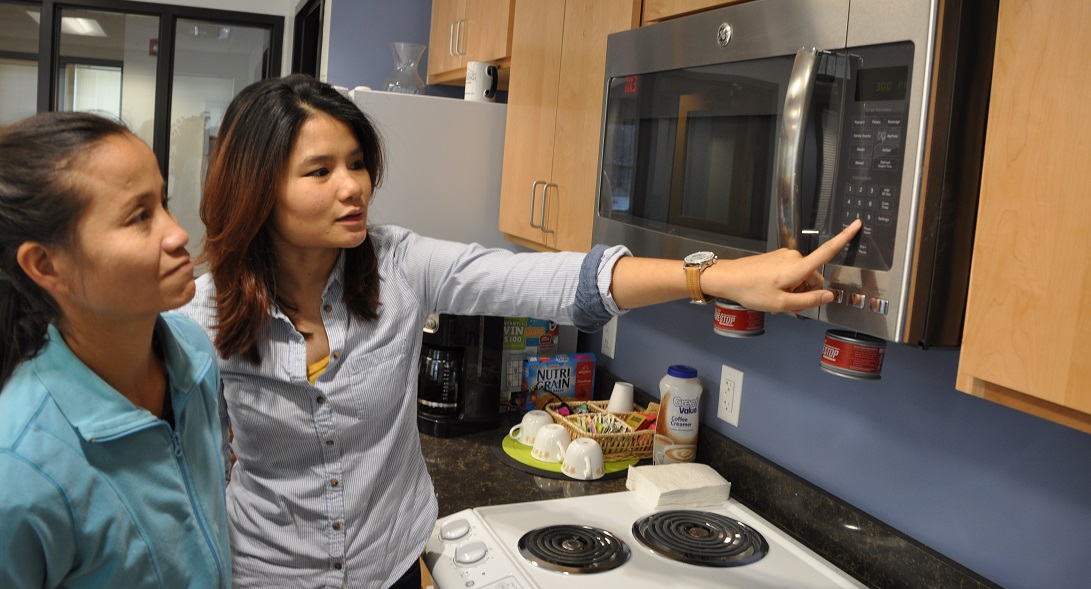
<box><xmin>179</xmin><ymin>225</ymin><xmax>628</xmax><ymax>589</ymax></box>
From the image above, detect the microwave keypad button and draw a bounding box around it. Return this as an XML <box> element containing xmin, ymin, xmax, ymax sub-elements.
<box><xmin>883</xmin><ymin>129</ymin><xmax>903</xmax><ymax>143</ymax></box>
<box><xmin>885</xmin><ymin>116</ymin><xmax>904</xmax><ymax>127</ymax></box>
<box><xmin>868</xmin><ymin>117</ymin><xmax>883</xmax><ymax>127</ymax></box>
<box><xmin>865</xmin><ymin>185</ymin><xmax>878</xmax><ymax>197</ymax></box>
<box><xmin>879</xmin><ymin>185</ymin><xmax>896</xmax><ymax>198</ymax></box>
<box><xmin>861</xmin><ymin>224</ymin><xmax>874</xmax><ymax>238</ymax></box>
<box><xmin>869</xmin><ymin>297</ymin><xmax>889</xmax><ymax>315</ymax></box>
<box><xmin>865</xmin><ymin>198</ymin><xmax>877</xmax><ymax>210</ymax></box>
<box><xmin>874</xmin><ymin>158</ymin><xmax>898</xmax><ymax>171</ymax></box>
<box><xmin>878</xmin><ymin>199</ymin><xmax>894</xmax><ymax>213</ymax></box>
<box><xmin>849</xmin><ymin>293</ymin><xmax>866</xmax><ymax>309</ymax></box>
<box><xmin>851</xmin><ymin>117</ymin><xmax>867</xmax><ymax>128</ymax></box>
<box><xmin>857</xmin><ymin>242</ymin><xmax>871</xmax><ymax>256</ymax></box>
<box><xmin>850</xmin><ymin>144</ymin><xmax>869</xmax><ymax>157</ymax></box>
<box><xmin>850</xmin><ymin>158</ymin><xmax>869</xmax><ymax>169</ymax></box>
<box><xmin>876</xmin><ymin>213</ymin><xmax>894</xmax><ymax>226</ymax></box>
<box><xmin>851</xmin><ymin>130</ymin><xmax>875</xmax><ymax>142</ymax></box>
<box><xmin>875</xmin><ymin>144</ymin><xmax>899</xmax><ymax>158</ymax></box>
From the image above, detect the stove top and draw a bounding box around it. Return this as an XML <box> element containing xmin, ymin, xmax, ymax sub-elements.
<box><xmin>424</xmin><ymin>491</ymin><xmax>866</xmax><ymax>589</ymax></box>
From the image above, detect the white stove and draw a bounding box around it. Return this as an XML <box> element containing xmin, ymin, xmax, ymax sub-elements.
<box><xmin>424</xmin><ymin>491</ymin><xmax>866</xmax><ymax>589</ymax></box>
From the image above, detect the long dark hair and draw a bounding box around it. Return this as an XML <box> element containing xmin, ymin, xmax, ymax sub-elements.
<box><xmin>0</xmin><ymin>112</ymin><xmax>132</xmax><ymax>388</ymax></box>
<box><xmin>200</xmin><ymin>74</ymin><xmax>385</xmax><ymax>364</ymax></box>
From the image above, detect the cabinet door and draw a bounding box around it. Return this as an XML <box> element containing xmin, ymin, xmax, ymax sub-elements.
<box><xmin>427</xmin><ymin>0</ymin><xmax>466</xmax><ymax>83</ymax></box>
<box><xmin>427</xmin><ymin>0</ymin><xmax>513</xmax><ymax>85</ymax></box>
<box><xmin>547</xmin><ymin>0</ymin><xmax>641</xmax><ymax>252</ymax></box>
<box><xmin>498</xmin><ymin>0</ymin><xmax>565</xmax><ymax>249</ymax></box>
<box><xmin>643</xmin><ymin>0</ymin><xmax>743</xmax><ymax>24</ymax></box>
<box><xmin>463</xmin><ymin>0</ymin><xmax>513</xmax><ymax>64</ymax></box>
<box><xmin>956</xmin><ymin>0</ymin><xmax>1091</xmax><ymax>434</ymax></box>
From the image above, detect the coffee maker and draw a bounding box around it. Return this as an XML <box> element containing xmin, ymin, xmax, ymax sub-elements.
<box><xmin>417</xmin><ymin>313</ymin><xmax>503</xmax><ymax>437</ymax></box>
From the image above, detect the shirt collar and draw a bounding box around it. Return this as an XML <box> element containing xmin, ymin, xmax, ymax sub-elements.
<box><xmin>35</xmin><ymin>316</ymin><xmax>210</xmax><ymax>441</ymax></box>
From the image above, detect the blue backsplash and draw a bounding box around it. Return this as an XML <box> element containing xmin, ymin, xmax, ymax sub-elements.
<box><xmin>587</xmin><ymin>300</ymin><xmax>1091</xmax><ymax>589</ymax></box>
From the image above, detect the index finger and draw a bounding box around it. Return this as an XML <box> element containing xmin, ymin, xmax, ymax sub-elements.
<box><xmin>802</xmin><ymin>219</ymin><xmax>862</xmax><ymax>271</ymax></box>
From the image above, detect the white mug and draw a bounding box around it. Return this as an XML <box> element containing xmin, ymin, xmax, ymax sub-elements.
<box><xmin>561</xmin><ymin>437</ymin><xmax>605</xmax><ymax>480</ymax></box>
<box><xmin>465</xmin><ymin>61</ymin><xmax>498</xmax><ymax>102</ymax></box>
<box><xmin>606</xmin><ymin>381</ymin><xmax>635</xmax><ymax>413</ymax></box>
<box><xmin>509</xmin><ymin>410</ymin><xmax>553</xmax><ymax>446</ymax></box>
<box><xmin>530</xmin><ymin>423</ymin><xmax>571</xmax><ymax>463</ymax></box>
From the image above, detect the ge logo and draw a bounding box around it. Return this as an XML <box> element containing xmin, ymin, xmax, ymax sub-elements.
<box><xmin>717</xmin><ymin>23</ymin><xmax>732</xmax><ymax>47</ymax></box>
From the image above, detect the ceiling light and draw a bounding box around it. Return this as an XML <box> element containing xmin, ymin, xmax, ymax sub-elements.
<box><xmin>26</xmin><ymin>11</ymin><xmax>108</xmax><ymax>37</ymax></box>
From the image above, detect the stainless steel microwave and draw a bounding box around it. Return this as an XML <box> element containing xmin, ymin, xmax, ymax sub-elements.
<box><xmin>592</xmin><ymin>0</ymin><xmax>997</xmax><ymax>347</ymax></box>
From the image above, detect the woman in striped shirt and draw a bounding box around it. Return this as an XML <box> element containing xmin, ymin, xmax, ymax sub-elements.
<box><xmin>179</xmin><ymin>74</ymin><xmax>859</xmax><ymax>589</ymax></box>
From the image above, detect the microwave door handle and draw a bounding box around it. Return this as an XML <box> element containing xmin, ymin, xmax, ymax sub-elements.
<box><xmin>775</xmin><ymin>48</ymin><xmax>821</xmax><ymax>251</ymax></box>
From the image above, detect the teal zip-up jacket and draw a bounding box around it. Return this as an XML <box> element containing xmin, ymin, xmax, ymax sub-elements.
<box><xmin>0</xmin><ymin>313</ymin><xmax>230</xmax><ymax>588</ymax></box>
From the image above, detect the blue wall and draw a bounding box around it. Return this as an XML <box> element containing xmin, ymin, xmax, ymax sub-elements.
<box><xmin>321</xmin><ymin>3</ymin><xmax>1091</xmax><ymax>588</ymax></box>
<box><xmin>591</xmin><ymin>301</ymin><xmax>1091</xmax><ymax>589</ymax></box>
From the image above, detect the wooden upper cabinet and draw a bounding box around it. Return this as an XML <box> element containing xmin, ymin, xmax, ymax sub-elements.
<box><xmin>426</xmin><ymin>0</ymin><xmax>514</xmax><ymax>85</ymax></box>
<box><xmin>498</xmin><ymin>0</ymin><xmax>641</xmax><ymax>252</ymax></box>
<box><xmin>956</xmin><ymin>0</ymin><xmax>1091</xmax><ymax>434</ymax></box>
<box><xmin>642</xmin><ymin>0</ymin><xmax>749</xmax><ymax>24</ymax></box>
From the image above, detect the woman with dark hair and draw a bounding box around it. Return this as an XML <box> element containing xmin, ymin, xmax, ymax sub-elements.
<box><xmin>0</xmin><ymin>112</ymin><xmax>231</xmax><ymax>588</ymax></box>
<box><xmin>181</xmin><ymin>73</ymin><xmax>860</xmax><ymax>589</ymax></box>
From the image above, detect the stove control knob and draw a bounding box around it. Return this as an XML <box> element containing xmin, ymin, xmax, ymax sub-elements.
<box><xmin>454</xmin><ymin>541</ymin><xmax>488</xmax><ymax>566</ymax></box>
<box><xmin>440</xmin><ymin>518</ymin><xmax>471</xmax><ymax>541</ymax></box>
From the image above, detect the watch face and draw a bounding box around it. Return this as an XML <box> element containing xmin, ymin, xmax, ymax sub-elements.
<box><xmin>685</xmin><ymin>251</ymin><xmax>716</xmax><ymax>265</ymax></box>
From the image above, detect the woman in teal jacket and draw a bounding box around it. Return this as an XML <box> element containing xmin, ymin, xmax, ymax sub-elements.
<box><xmin>0</xmin><ymin>112</ymin><xmax>231</xmax><ymax>588</ymax></box>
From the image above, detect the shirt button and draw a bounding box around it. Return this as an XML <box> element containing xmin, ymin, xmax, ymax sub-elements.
<box><xmin>331</xmin><ymin>479</ymin><xmax>339</xmax><ymax>487</ymax></box>
<box><xmin>323</xmin><ymin>304</ymin><xmax>332</xmax><ymax>313</ymax></box>
<box><xmin>325</xmin><ymin>439</ymin><xmax>334</xmax><ymax>446</ymax></box>
<box><xmin>317</xmin><ymin>396</ymin><xmax>326</xmax><ymax>405</ymax></box>
<box><xmin>332</xmin><ymin>521</ymin><xmax>342</xmax><ymax>530</ymax></box>
<box><xmin>332</xmin><ymin>351</ymin><xmax>341</xmax><ymax>360</ymax></box>
<box><xmin>334</xmin><ymin>563</ymin><xmax>343</xmax><ymax>570</ymax></box>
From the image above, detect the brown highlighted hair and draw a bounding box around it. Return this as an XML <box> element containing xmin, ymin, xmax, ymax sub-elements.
<box><xmin>200</xmin><ymin>74</ymin><xmax>384</xmax><ymax>364</ymax></box>
<box><xmin>0</xmin><ymin>112</ymin><xmax>131</xmax><ymax>387</ymax></box>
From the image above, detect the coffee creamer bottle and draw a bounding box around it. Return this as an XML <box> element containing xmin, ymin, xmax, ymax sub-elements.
<box><xmin>653</xmin><ymin>365</ymin><xmax>702</xmax><ymax>464</ymax></box>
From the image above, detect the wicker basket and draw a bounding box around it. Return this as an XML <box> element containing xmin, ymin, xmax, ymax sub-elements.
<box><xmin>544</xmin><ymin>400</ymin><xmax>654</xmax><ymax>462</ymax></box>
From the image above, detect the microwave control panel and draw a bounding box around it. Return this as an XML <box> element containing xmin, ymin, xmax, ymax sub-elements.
<box><xmin>831</xmin><ymin>42</ymin><xmax>914</xmax><ymax>272</ymax></box>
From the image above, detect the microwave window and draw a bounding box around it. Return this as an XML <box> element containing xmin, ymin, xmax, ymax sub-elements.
<box><xmin>599</xmin><ymin>57</ymin><xmax>792</xmax><ymax>250</ymax></box>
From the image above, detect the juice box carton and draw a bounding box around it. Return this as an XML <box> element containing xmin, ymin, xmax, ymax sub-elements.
<box><xmin>523</xmin><ymin>353</ymin><xmax>596</xmax><ymax>410</ymax></box>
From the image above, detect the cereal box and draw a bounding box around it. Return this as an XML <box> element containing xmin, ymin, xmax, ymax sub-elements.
<box><xmin>523</xmin><ymin>353</ymin><xmax>596</xmax><ymax>410</ymax></box>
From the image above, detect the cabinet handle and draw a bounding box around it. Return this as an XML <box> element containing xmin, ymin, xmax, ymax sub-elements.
<box><xmin>454</xmin><ymin>18</ymin><xmax>467</xmax><ymax>57</ymax></box>
<box><xmin>449</xmin><ymin>21</ymin><xmax>457</xmax><ymax>56</ymax></box>
<box><xmin>541</xmin><ymin>182</ymin><xmax>557</xmax><ymax>234</ymax></box>
<box><xmin>529</xmin><ymin>180</ymin><xmax>545</xmax><ymax>229</ymax></box>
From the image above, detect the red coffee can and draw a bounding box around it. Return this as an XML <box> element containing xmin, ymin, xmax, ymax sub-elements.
<box><xmin>819</xmin><ymin>329</ymin><xmax>885</xmax><ymax>380</ymax></box>
<box><xmin>713</xmin><ymin>299</ymin><xmax>765</xmax><ymax>337</ymax></box>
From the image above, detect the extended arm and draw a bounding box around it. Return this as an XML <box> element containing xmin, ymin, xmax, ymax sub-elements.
<box><xmin>609</xmin><ymin>219</ymin><xmax>862</xmax><ymax>313</ymax></box>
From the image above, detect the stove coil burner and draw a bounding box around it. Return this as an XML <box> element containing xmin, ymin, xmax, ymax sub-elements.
<box><xmin>517</xmin><ymin>524</ymin><xmax>631</xmax><ymax>574</ymax></box>
<box><xmin>632</xmin><ymin>510</ymin><xmax>769</xmax><ymax>567</ymax></box>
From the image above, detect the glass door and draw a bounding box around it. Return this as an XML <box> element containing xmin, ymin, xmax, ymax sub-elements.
<box><xmin>169</xmin><ymin>18</ymin><xmax>273</xmax><ymax>258</ymax></box>
<box><xmin>0</xmin><ymin>1</ymin><xmax>41</xmax><ymax>124</ymax></box>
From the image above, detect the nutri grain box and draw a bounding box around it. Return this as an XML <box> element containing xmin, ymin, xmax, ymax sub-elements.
<box><xmin>523</xmin><ymin>353</ymin><xmax>596</xmax><ymax>410</ymax></box>
<box><xmin>500</xmin><ymin>317</ymin><xmax>560</xmax><ymax>411</ymax></box>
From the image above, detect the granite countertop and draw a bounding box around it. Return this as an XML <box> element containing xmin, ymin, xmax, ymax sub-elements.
<box><xmin>419</xmin><ymin>413</ymin><xmax>628</xmax><ymax>517</ymax></box>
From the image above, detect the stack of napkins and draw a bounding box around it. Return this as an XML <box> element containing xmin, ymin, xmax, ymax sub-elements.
<box><xmin>625</xmin><ymin>463</ymin><xmax>731</xmax><ymax>509</ymax></box>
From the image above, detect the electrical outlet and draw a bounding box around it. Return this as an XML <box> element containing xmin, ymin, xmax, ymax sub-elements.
<box><xmin>718</xmin><ymin>364</ymin><xmax>743</xmax><ymax>426</ymax></box>
<box><xmin>601</xmin><ymin>316</ymin><xmax>618</xmax><ymax>358</ymax></box>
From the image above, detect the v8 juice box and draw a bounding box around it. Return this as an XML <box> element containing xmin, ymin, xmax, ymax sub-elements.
<box><xmin>523</xmin><ymin>353</ymin><xmax>596</xmax><ymax>410</ymax></box>
<box><xmin>500</xmin><ymin>317</ymin><xmax>560</xmax><ymax>411</ymax></box>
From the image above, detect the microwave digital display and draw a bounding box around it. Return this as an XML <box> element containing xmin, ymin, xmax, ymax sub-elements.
<box><xmin>855</xmin><ymin>66</ymin><xmax>909</xmax><ymax>102</ymax></box>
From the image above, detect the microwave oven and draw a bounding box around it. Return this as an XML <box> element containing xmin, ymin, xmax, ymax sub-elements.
<box><xmin>592</xmin><ymin>0</ymin><xmax>997</xmax><ymax>347</ymax></box>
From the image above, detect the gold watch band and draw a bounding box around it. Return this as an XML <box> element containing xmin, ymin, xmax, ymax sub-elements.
<box><xmin>685</xmin><ymin>264</ymin><xmax>711</xmax><ymax>304</ymax></box>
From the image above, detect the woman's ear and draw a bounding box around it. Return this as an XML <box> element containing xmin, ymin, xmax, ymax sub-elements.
<box><xmin>16</xmin><ymin>241</ymin><xmax>68</xmax><ymax>296</ymax></box>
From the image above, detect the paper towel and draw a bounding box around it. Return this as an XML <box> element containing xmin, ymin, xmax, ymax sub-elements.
<box><xmin>625</xmin><ymin>463</ymin><xmax>731</xmax><ymax>509</ymax></box>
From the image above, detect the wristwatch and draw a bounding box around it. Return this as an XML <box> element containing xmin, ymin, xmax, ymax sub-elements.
<box><xmin>683</xmin><ymin>251</ymin><xmax>717</xmax><ymax>304</ymax></box>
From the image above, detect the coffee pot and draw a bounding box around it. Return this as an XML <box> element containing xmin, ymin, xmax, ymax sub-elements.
<box><xmin>417</xmin><ymin>314</ymin><xmax>502</xmax><ymax>437</ymax></box>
